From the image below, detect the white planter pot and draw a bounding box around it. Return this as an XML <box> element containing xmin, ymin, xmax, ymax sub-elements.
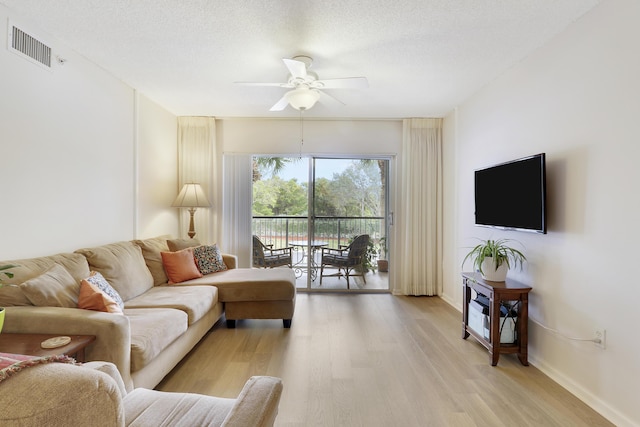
<box><xmin>481</xmin><ymin>257</ymin><xmax>508</xmax><ymax>282</ymax></box>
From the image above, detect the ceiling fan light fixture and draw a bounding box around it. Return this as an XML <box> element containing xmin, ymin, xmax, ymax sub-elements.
<box><xmin>285</xmin><ymin>88</ymin><xmax>320</xmax><ymax>110</ymax></box>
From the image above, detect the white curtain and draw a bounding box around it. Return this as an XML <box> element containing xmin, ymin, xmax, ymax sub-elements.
<box><xmin>395</xmin><ymin>118</ymin><xmax>443</xmax><ymax>296</ymax></box>
<box><xmin>177</xmin><ymin>117</ymin><xmax>218</xmax><ymax>244</ymax></box>
<box><xmin>221</xmin><ymin>153</ymin><xmax>253</xmax><ymax>267</ymax></box>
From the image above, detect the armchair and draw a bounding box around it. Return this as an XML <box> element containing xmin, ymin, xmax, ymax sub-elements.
<box><xmin>252</xmin><ymin>235</ymin><xmax>293</xmax><ymax>269</ymax></box>
<box><xmin>319</xmin><ymin>234</ymin><xmax>370</xmax><ymax>289</ymax></box>
<box><xmin>0</xmin><ymin>360</ymin><xmax>283</xmax><ymax>427</ymax></box>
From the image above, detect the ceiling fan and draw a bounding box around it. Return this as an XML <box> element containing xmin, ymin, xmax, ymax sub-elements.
<box><xmin>235</xmin><ymin>55</ymin><xmax>368</xmax><ymax>111</ymax></box>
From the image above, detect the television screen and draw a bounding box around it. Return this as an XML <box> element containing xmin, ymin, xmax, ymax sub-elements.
<box><xmin>474</xmin><ymin>153</ymin><xmax>546</xmax><ymax>234</ymax></box>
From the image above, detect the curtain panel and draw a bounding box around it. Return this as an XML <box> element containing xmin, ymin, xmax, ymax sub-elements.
<box><xmin>395</xmin><ymin>118</ymin><xmax>443</xmax><ymax>296</ymax></box>
<box><xmin>221</xmin><ymin>153</ymin><xmax>253</xmax><ymax>267</ymax></box>
<box><xmin>176</xmin><ymin>117</ymin><xmax>218</xmax><ymax>244</ymax></box>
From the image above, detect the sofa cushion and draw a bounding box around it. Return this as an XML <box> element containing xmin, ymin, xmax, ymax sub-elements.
<box><xmin>167</xmin><ymin>238</ymin><xmax>200</xmax><ymax>252</ymax></box>
<box><xmin>161</xmin><ymin>248</ymin><xmax>202</xmax><ymax>284</ymax></box>
<box><xmin>132</xmin><ymin>236</ymin><xmax>171</xmax><ymax>286</ymax></box>
<box><xmin>176</xmin><ymin>268</ymin><xmax>296</xmax><ymax>302</ymax></box>
<box><xmin>125</xmin><ymin>388</ymin><xmax>233</xmax><ymax>427</ymax></box>
<box><xmin>0</xmin><ymin>253</ymin><xmax>90</xmax><ymax>307</ymax></box>
<box><xmin>0</xmin><ymin>285</ymin><xmax>31</xmax><ymax>307</ymax></box>
<box><xmin>78</xmin><ymin>279</ymin><xmax>124</xmax><ymax>314</ymax></box>
<box><xmin>75</xmin><ymin>241</ymin><xmax>154</xmax><ymax>301</ymax></box>
<box><xmin>125</xmin><ymin>308</ymin><xmax>188</xmax><ymax>372</ymax></box>
<box><xmin>193</xmin><ymin>244</ymin><xmax>227</xmax><ymax>275</ymax></box>
<box><xmin>124</xmin><ymin>285</ymin><xmax>218</xmax><ymax>325</ymax></box>
<box><xmin>19</xmin><ymin>263</ymin><xmax>80</xmax><ymax>308</ymax></box>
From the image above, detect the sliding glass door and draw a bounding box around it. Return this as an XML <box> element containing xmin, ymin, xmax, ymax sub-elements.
<box><xmin>252</xmin><ymin>156</ymin><xmax>390</xmax><ymax>292</ymax></box>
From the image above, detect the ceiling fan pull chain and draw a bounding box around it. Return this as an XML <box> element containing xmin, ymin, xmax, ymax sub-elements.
<box><xmin>299</xmin><ymin>109</ymin><xmax>304</xmax><ymax>158</ymax></box>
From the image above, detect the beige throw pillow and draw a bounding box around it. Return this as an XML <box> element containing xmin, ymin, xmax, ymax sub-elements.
<box><xmin>75</xmin><ymin>241</ymin><xmax>153</xmax><ymax>301</ymax></box>
<box><xmin>133</xmin><ymin>236</ymin><xmax>171</xmax><ymax>286</ymax></box>
<box><xmin>167</xmin><ymin>238</ymin><xmax>201</xmax><ymax>252</ymax></box>
<box><xmin>19</xmin><ymin>263</ymin><xmax>80</xmax><ymax>308</ymax></box>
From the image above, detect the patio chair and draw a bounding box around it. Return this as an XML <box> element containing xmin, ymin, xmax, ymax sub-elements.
<box><xmin>252</xmin><ymin>235</ymin><xmax>293</xmax><ymax>269</ymax></box>
<box><xmin>319</xmin><ymin>234</ymin><xmax>370</xmax><ymax>289</ymax></box>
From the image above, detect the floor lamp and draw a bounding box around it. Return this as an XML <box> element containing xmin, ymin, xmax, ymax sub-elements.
<box><xmin>172</xmin><ymin>183</ymin><xmax>211</xmax><ymax>239</ymax></box>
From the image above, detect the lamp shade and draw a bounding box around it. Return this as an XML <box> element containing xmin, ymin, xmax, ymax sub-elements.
<box><xmin>285</xmin><ymin>88</ymin><xmax>320</xmax><ymax>110</ymax></box>
<box><xmin>172</xmin><ymin>183</ymin><xmax>211</xmax><ymax>208</ymax></box>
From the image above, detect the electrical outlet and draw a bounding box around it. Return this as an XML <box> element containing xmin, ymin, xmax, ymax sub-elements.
<box><xmin>594</xmin><ymin>329</ymin><xmax>606</xmax><ymax>349</ymax></box>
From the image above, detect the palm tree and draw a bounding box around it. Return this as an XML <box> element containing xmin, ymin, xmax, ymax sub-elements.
<box><xmin>252</xmin><ymin>157</ymin><xmax>298</xmax><ymax>182</ymax></box>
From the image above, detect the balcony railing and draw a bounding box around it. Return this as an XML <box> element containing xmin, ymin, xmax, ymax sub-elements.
<box><xmin>252</xmin><ymin>215</ymin><xmax>385</xmax><ymax>250</ymax></box>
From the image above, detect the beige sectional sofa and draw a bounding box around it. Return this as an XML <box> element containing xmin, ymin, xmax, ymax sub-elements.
<box><xmin>0</xmin><ymin>236</ymin><xmax>296</xmax><ymax>391</ymax></box>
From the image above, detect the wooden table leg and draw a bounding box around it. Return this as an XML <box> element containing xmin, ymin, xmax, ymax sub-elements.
<box><xmin>490</xmin><ymin>295</ymin><xmax>501</xmax><ymax>366</ymax></box>
<box><xmin>462</xmin><ymin>282</ymin><xmax>471</xmax><ymax>339</ymax></box>
<box><xmin>74</xmin><ymin>348</ymin><xmax>86</xmax><ymax>363</ymax></box>
<box><xmin>517</xmin><ymin>293</ymin><xmax>529</xmax><ymax>366</ymax></box>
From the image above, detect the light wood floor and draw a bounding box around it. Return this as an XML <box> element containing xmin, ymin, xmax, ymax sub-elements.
<box><xmin>296</xmin><ymin>269</ymin><xmax>389</xmax><ymax>291</ymax></box>
<box><xmin>156</xmin><ymin>294</ymin><xmax>613</xmax><ymax>427</ymax></box>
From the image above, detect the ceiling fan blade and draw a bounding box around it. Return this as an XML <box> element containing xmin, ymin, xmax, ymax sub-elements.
<box><xmin>234</xmin><ymin>81</ymin><xmax>292</xmax><ymax>87</ymax></box>
<box><xmin>269</xmin><ymin>95</ymin><xmax>289</xmax><ymax>111</ymax></box>
<box><xmin>314</xmin><ymin>77</ymin><xmax>369</xmax><ymax>89</ymax></box>
<box><xmin>318</xmin><ymin>90</ymin><xmax>345</xmax><ymax>107</ymax></box>
<box><xmin>282</xmin><ymin>58</ymin><xmax>307</xmax><ymax>79</ymax></box>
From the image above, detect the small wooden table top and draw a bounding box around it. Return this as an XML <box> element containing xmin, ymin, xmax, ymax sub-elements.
<box><xmin>0</xmin><ymin>333</ymin><xmax>96</xmax><ymax>362</ymax></box>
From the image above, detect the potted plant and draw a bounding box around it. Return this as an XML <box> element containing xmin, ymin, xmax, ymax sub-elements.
<box><xmin>347</xmin><ymin>235</ymin><xmax>378</xmax><ymax>273</ymax></box>
<box><xmin>461</xmin><ymin>238</ymin><xmax>526</xmax><ymax>282</ymax></box>
<box><xmin>0</xmin><ymin>264</ymin><xmax>17</xmax><ymax>333</ymax></box>
<box><xmin>376</xmin><ymin>237</ymin><xmax>388</xmax><ymax>273</ymax></box>
<box><xmin>363</xmin><ymin>238</ymin><xmax>378</xmax><ymax>273</ymax></box>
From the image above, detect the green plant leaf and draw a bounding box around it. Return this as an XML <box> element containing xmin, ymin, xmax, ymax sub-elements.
<box><xmin>461</xmin><ymin>238</ymin><xmax>526</xmax><ymax>276</ymax></box>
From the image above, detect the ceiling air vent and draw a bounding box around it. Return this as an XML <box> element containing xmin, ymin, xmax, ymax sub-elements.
<box><xmin>8</xmin><ymin>22</ymin><xmax>52</xmax><ymax>69</ymax></box>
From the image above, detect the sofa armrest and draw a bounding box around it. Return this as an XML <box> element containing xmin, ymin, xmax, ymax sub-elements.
<box><xmin>222</xmin><ymin>254</ymin><xmax>238</xmax><ymax>270</ymax></box>
<box><xmin>221</xmin><ymin>376</ymin><xmax>283</xmax><ymax>427</ymax></box>
<box><xmin>4</xmin><ymin>306</ymin><xmax>133</xmax><ymax>391</ymax></box>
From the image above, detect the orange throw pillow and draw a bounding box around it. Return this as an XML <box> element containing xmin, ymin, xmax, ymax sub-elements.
<box><xmin>161</xmin><ymin>248</ymin><xmax>203</xmax><ymax>284</ymax></box>
<box><xmin>78</xmin><ymin>280</ymin><xmax>124</xmax><ymax>314</ymax></box>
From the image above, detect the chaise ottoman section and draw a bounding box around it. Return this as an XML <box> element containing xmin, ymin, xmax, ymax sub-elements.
<box><xmin>176</xmin><ymin>268</ymin><xmax>296</xmax><ymax>328</ymax></box>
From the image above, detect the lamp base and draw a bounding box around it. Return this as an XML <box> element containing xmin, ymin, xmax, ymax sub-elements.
<box><xmin>188</xmin><ymin>207</ymin><xmax>197</xmax><ymax>239</ymax></box>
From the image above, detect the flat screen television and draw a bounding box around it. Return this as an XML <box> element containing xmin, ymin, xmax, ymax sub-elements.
<box><xmin>474</xmin><ymin>153</ymin><xmax>546</xmax><ymax>234</ymax></box>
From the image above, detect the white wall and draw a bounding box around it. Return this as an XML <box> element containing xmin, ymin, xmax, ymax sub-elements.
<box><xmin>216</xmin><ymin>118</ymin><xmax>402</xmax><ymax>266</ymax></box>
<box><xmin>136</xmin><ymin>94</ymin><xmax>179</xmax><ymax>239</ymax></box>
<box><xmin>217</xmin><ymin>118</ymin><xmax>402</xmax><ymax>155</ymax></box>
<box><xmin>443</xmin><ymin>0</ymin><xmax>640</xmax><ymax>425</ymax></box>
<box><xmin>442</xmin><ymin>113</ymin><xmax>459</xmax><ymax>306</ymax></box>
<box><xmin>0</xmin><ymin>5</ymin><xmax>178</xmax><ymax>258</ymax></box>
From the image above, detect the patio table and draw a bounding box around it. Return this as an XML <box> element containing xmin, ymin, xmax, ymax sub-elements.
<box><xmin>290</xmin><ymin>240</ymin><xmax>328</xmax><ymax>280</ymax></box>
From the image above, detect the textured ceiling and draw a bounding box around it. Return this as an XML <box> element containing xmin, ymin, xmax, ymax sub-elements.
<box><xmin>1</xmin><ymin>0</ymin><xmax>600</xmax><ymax>118</ymax></box>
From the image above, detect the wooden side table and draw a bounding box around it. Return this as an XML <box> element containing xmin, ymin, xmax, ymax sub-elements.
<box><xmin>462</xmin><ymin>272</ymin><xmax>531</xmax><ymax>366</ymax></box>
<box><xmin>0</xmin><ymin>333</ymin><xmax>96</xmax><ymax>362</ymax></box>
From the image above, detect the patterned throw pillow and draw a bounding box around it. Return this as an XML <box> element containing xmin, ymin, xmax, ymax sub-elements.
<box><xmin>81</xmin><ymin>271</ymin><xmax>125</xmax><ymax>310</ymax></box>
<box><xmin>193</xmin><ymin>244</ymin><xmax>227</xmax><ymax>275</ymax></box>
<box><xmin>78</xmin><ymin>280</ymin><xmax>124</xmax><ymax>314</ymax></box>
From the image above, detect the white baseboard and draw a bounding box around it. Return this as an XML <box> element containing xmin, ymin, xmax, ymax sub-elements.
<box><xmin>528</xmin><ymin>355</ymin><xmax>636</xmax><ymax>427</ymax></box>
<box><xmin>438</xmin><ymin>295</ymin><xmax>634</xmax><ymax>426</ymax></box>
